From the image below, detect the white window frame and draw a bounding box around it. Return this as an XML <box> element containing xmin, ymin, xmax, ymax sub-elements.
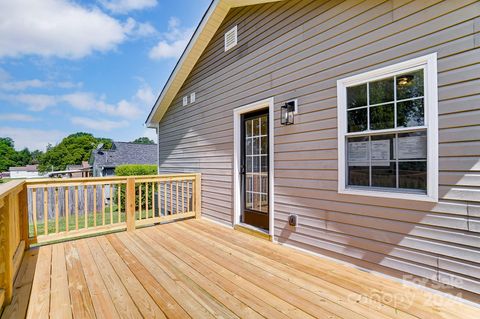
<box><xmin>224</xmin><ymin>25</ymin><xmax>238</xmax><ymax>52</ymax></box>
<box><xmin>337</xmin><ymin>53</ymin><xmax>438</xmax><ymax>202</ymax></box>
<box><xmin>190</xmin><ymin>92</ymin><xmax>196</xmax><ymax>104</ymax></box>
<box><xmin>183</xmin><ymin>96</ymin><xmax>188</xmax><ymax>106</ymax></box>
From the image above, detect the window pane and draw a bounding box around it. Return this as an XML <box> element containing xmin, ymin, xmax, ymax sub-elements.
<box><xmin>347</xmin><ymin>84</ymin><xmax>367</xmax><ymax>108</ymax></box>
<box><xmin>397</xmin><ymin>98</ymin><xmax>424</xmax><ymax>127</ymax></box>
<box><xmin>371</xmin><ymin>134</ymin><xmax>395</xmax><ymax>161</ymax></box>
<box><xmin>370</xmin><ymin>103</ymin><xmax>394</xmax><ymax>130</ymax></box>
<box><xmin>348</xmin><ymin>164</ymin><xmax>369</xmax><ymax>187</ymax></box>
<box><xmin>369</xmin><ymin>77</ymin><xmax>394</xmax><ymax>105</ymax></box>
<box><xmin>397</xmin><ymin>69</ymin><xmax>424</xmax><ymax>100</ymax></box>
<box><xmin>398</xmin><ymin>131</ymin><xmax>427</xmax><ymax>160</ymax></box>
<box><xmin>372</xmin><ymin>162</ymin><xmax>396</xmax><ymax>188</ymax></box>
<box><xmin>347</xmin><ymin>108</ymin><xmax>367</xmax><ymax>132</ymax></box>
<box><xmin>246</xmin><ymin>157</ymin><xmax>252</xmax><ymax>172</ymax></box>
<box><xmin>347</xmin><ymin>136</ymin><xmax>369</xmax><ymax>162</ymax></box>
<box><xmin>399</xmin><ymin>161</ymin><xmax>427</xmax><ymax>191</ymax></box>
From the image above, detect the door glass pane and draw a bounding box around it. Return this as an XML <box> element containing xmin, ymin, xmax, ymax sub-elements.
<box><xmin>253</xmin><ymin>118</ymin><xmax>260</xmax><ymax>136</ymax></box>
<box><xmin>245</xmin><ymin>191</ymin><xmax>252</xmax><ymax>210</ymax></box>
<box><xmin>246</xmin><ymin>120</ymin><xmax>253</xmax><ymax>137</ymax></box>
<box><xmin>369</xmin><ymin>77</ymin><xmax>394</xmax><ymax>105</ymax></box>
<box><xmin>347</xmin><ymin>84</ymin><xmax>367</xmax><ymax>108</ymax></box>
<box><xmin>370</xmin><ymin>103</ymin><xmax>394</xmax><ymax>130</ymax></box>
<box><xmin>252</xmin><ymin>137</ymin><xmax>259</xmax><ymax>155</ymax></box>
<box><xmin>261</xmin><ymin>116</ymin><xmax>267</xmax><ymax>135</ymax></box>
<box><xmin>260</xmin><ymin>137</ymin><xmax>268</xmax><ymax>154</ymax></box>
<box><xmin>246</xmin><ymin>138</ymin><xmax>252</xmax><ymax>155</ymax></box>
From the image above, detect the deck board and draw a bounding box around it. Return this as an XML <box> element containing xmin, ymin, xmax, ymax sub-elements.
<box><xmin>2</xmin><ymin>219</ymin><xmax>480</xmax><ymax>319</ymax></box>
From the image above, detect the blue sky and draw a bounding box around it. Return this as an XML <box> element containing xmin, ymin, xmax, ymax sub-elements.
<box><xmin>0</xmin><ymin>0</ymin><xmax>211</xmax><ymax>151</ymax></box>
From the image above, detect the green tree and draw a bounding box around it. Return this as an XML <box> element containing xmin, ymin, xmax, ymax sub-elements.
<box><xmin>132</xmin><ymin>137</ymin><xmax>155</xmax><ymax>144</ymax></box>
<box><xmin>0</xmin><ymin>137</ymin><xmax>17</xmax><ymax>171</ymax></box>
<box><xmin>38</xmin><ymin>133</ymin><xmax>112</xmax><ymax>172</ymax></box>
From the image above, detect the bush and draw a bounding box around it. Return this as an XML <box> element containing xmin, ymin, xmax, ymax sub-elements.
<box><xmin>115</xmin><ymin>165</ymin><xmax>157</xmax><ymax>211</ymax></box>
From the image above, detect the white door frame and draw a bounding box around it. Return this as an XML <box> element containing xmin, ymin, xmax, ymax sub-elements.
<box><xmin>233</xmin><ymin>97</ymin><xmax>275</xmax><ymax>239</ymax></box>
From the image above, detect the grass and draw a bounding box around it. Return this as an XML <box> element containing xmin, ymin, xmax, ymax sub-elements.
<box><xmin>30</xmin><ymin>206</ymin><xmax>161</xmax><ymax>237</ymax></box>
<box><xmin>0</xmin><ymin>178</ymin><xmax>12</xmax><ymax>184</ymax></box>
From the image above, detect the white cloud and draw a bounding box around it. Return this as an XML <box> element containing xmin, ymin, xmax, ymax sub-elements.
<box><xmin>0</xmin><ymin>127</ymin><xmax>65</xmax><ymax>151</ymax></box>
<box><xmin>99</xmin><ymin>0</ymin><xmax>158</xmax><ymax>14</ymax></box>
<box><xmin>149</xmin><ymin>17</ymin><xmax>194</xmax><ymax>60</ymax></box>
<box><xmin>71</xmin><ymin>116</ymin><xmax>129</xmax><ymax>131</ymax></box>
<box><xmin>0</xmin><ymin>0</ymin><xmax>138</xmax><ymax>59</ymax></box>
<box><xmin>124</xmin><ymin>17</ymin><xmax>157</xmax><ymax>38</ymax></box>
<box><xmin>0</xmin><ymin>113</ymin><xmax>37</xmax><ymax>122</ymax></box>
<box><xmin>0</xmin><ymin>68</ymin><xmax>83</xmax><ymax>91</ymax></box>
<box><xmin>3</xmin><ymin>93</ymin><xmax>58</xmax><ymax>111</ymax></box>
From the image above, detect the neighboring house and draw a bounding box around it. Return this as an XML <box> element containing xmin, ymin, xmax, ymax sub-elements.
<box><xmin>9</xmin><ymin>165</ymin><xmax>41</xmax><ymax>179</ymax></box>
<box><xmin>48</xmin><ymin>162</ymin><xmax>92</xmax><ymax>178</ymax></box>
<box><xmin>90</xmin><ymin>141</ymin><xmax>157</xmax><ymax>177</ymax></box>
<box><xmin>146</xmin><ymin>0</ymin><xmax>480</xmax><ymax>302</ymax></box>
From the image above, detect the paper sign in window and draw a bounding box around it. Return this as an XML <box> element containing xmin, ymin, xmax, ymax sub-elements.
<box><xmin>371</xmin><ymin>140</ymin><xmax>390</xmax><ymax>166</ymax></box>
<box><xmin>348</xmin><ymin>141</ymin><xmax>368</xmax><ymax>165</ymax></box>
<box><xmin>398</xmin><ymin>135</ymin><xmax>427</xmax><ymax>159</ymax></box>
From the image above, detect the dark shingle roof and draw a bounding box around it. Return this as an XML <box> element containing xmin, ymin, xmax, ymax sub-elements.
<box><xmin>92</xmin><ymin>142</ymin><xmax>157</xmax><ymax>167</ymax></box>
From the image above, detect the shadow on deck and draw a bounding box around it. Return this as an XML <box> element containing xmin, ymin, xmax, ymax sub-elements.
<box><xmin>2</xmin><ymin>218</ymin><xmax>480</xmax><ymax>319</ymax></box>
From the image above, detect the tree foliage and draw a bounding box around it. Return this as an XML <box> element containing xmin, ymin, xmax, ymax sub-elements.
<box><xmin>38</xmin><ymin>133</ymin><xmax>112</xmax><ymax>172</ymax></box>
<box><xmin>0</xmin><ymin>137</ymin><xmax>38</xmax><ymax>172</ymax></box>
<box><xmin>131</xmin><ymin>137</ymin><xmax>155</xmax><ymax>145</ymax></box>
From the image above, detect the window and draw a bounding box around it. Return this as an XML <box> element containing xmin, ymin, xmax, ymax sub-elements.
<box><xmin>183</xmin><ymin>96</ymin><xmax>188</xmax><ymax>106</ymax></box>
<box><xmin>337</xmin><ymin>54</ymin><xmax>438</xmax><ymax>201</ymax></box>
<box><xmin>225</xmin><ymin>26</ymin><xmax>238</xmax><ymax>52</ymax></box>
<box><xmin>190</xmin><ymin>92</ymin><xmax>196</xmax><ymax>103</ymax></box>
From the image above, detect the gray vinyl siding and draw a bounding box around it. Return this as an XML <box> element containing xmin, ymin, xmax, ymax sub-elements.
<box><xmin>158</xmin><ymin>0</ymin><xmax>480</xmax><ymax>298</ymax></box>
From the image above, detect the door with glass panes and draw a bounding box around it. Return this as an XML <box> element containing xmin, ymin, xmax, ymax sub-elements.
<box><xmin>241</xmin><ymin>110</ymin><xmax>269</xmax><ymax>230</ymax></box>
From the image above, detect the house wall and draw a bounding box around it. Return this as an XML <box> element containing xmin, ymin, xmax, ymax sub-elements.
<box><xmin>157</xmin><ymin>0</ymin><xmax>480</xmax><ymax>299</ymax></box>
<box><xmin>9</xmin><ymin>171</ymin><xmax>40</xmax><ymax>179</ymax></box>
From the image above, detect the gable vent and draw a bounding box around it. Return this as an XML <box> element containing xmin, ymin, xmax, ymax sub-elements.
<box><xmin>224</xmin><ymin>26</ymin><xmax>238</xmax><ymax>52</ymax></box>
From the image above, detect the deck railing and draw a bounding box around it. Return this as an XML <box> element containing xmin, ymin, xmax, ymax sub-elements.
<box><xmin>0</xmin><ymin>173</ymin><xmax>201</xmax><ymax>311</ymax></box>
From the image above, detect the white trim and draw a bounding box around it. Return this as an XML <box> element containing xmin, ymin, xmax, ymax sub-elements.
<box><xmin>233</xmin><ymin>97</ymin><xmax>275</xmax><ymax>240</ymax></box>
<box><xmin>337</xmin><ymin>53</ymin><xmax>438</xmax><ymax>202</ymax></box>
<box><xmin>190</xmin><ymin>92</ymin><xmax>196</xmax><ymax>104</ymax></box>
<box><xmin>182</xmin><ymin>96</ymin><xmax>188</xmax><ymax>106</ymax></box>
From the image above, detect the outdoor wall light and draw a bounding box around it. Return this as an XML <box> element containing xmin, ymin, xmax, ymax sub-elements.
<box><xmin>281</xmin><ymin>100</ymin><xmax>296</xmax><ymax>125</ymax></box>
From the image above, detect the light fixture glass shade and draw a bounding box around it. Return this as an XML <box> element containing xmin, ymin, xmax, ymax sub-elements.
<box><xmin>281</xmin><ymin>101</ymin><xmax>295</xmax><ymax>125</ymax></box>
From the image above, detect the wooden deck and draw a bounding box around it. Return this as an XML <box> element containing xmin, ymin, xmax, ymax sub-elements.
<box><xmin>2</xmin><ymin>219</ymin><xmax>479</xmax><ymax>319</ymax></box>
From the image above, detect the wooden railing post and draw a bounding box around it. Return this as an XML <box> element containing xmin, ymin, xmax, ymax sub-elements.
<box><xmin>1</xmin><ymin>194</ymin><xmax>13</xmax><ymax>305</ymax></box>
<box><xmin>19</xmin><ymin>186</ymin><xmax>29</xmax><ymax>250</ymax></box>
<box><xmin>194</xmin><ymin>173</ymin><xmax>202</xmax><ymax>219</ymax></box>
<box><xmin>126</xmin><ymin>177</ymin><xmax>136</xmax><ymax>232</ymax></box>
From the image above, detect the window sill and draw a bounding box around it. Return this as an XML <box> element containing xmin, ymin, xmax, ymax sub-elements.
<box><xmin>339</xmin><ymin>188</ymin><xmax>437</xmax><ymax>202</ymax></box>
